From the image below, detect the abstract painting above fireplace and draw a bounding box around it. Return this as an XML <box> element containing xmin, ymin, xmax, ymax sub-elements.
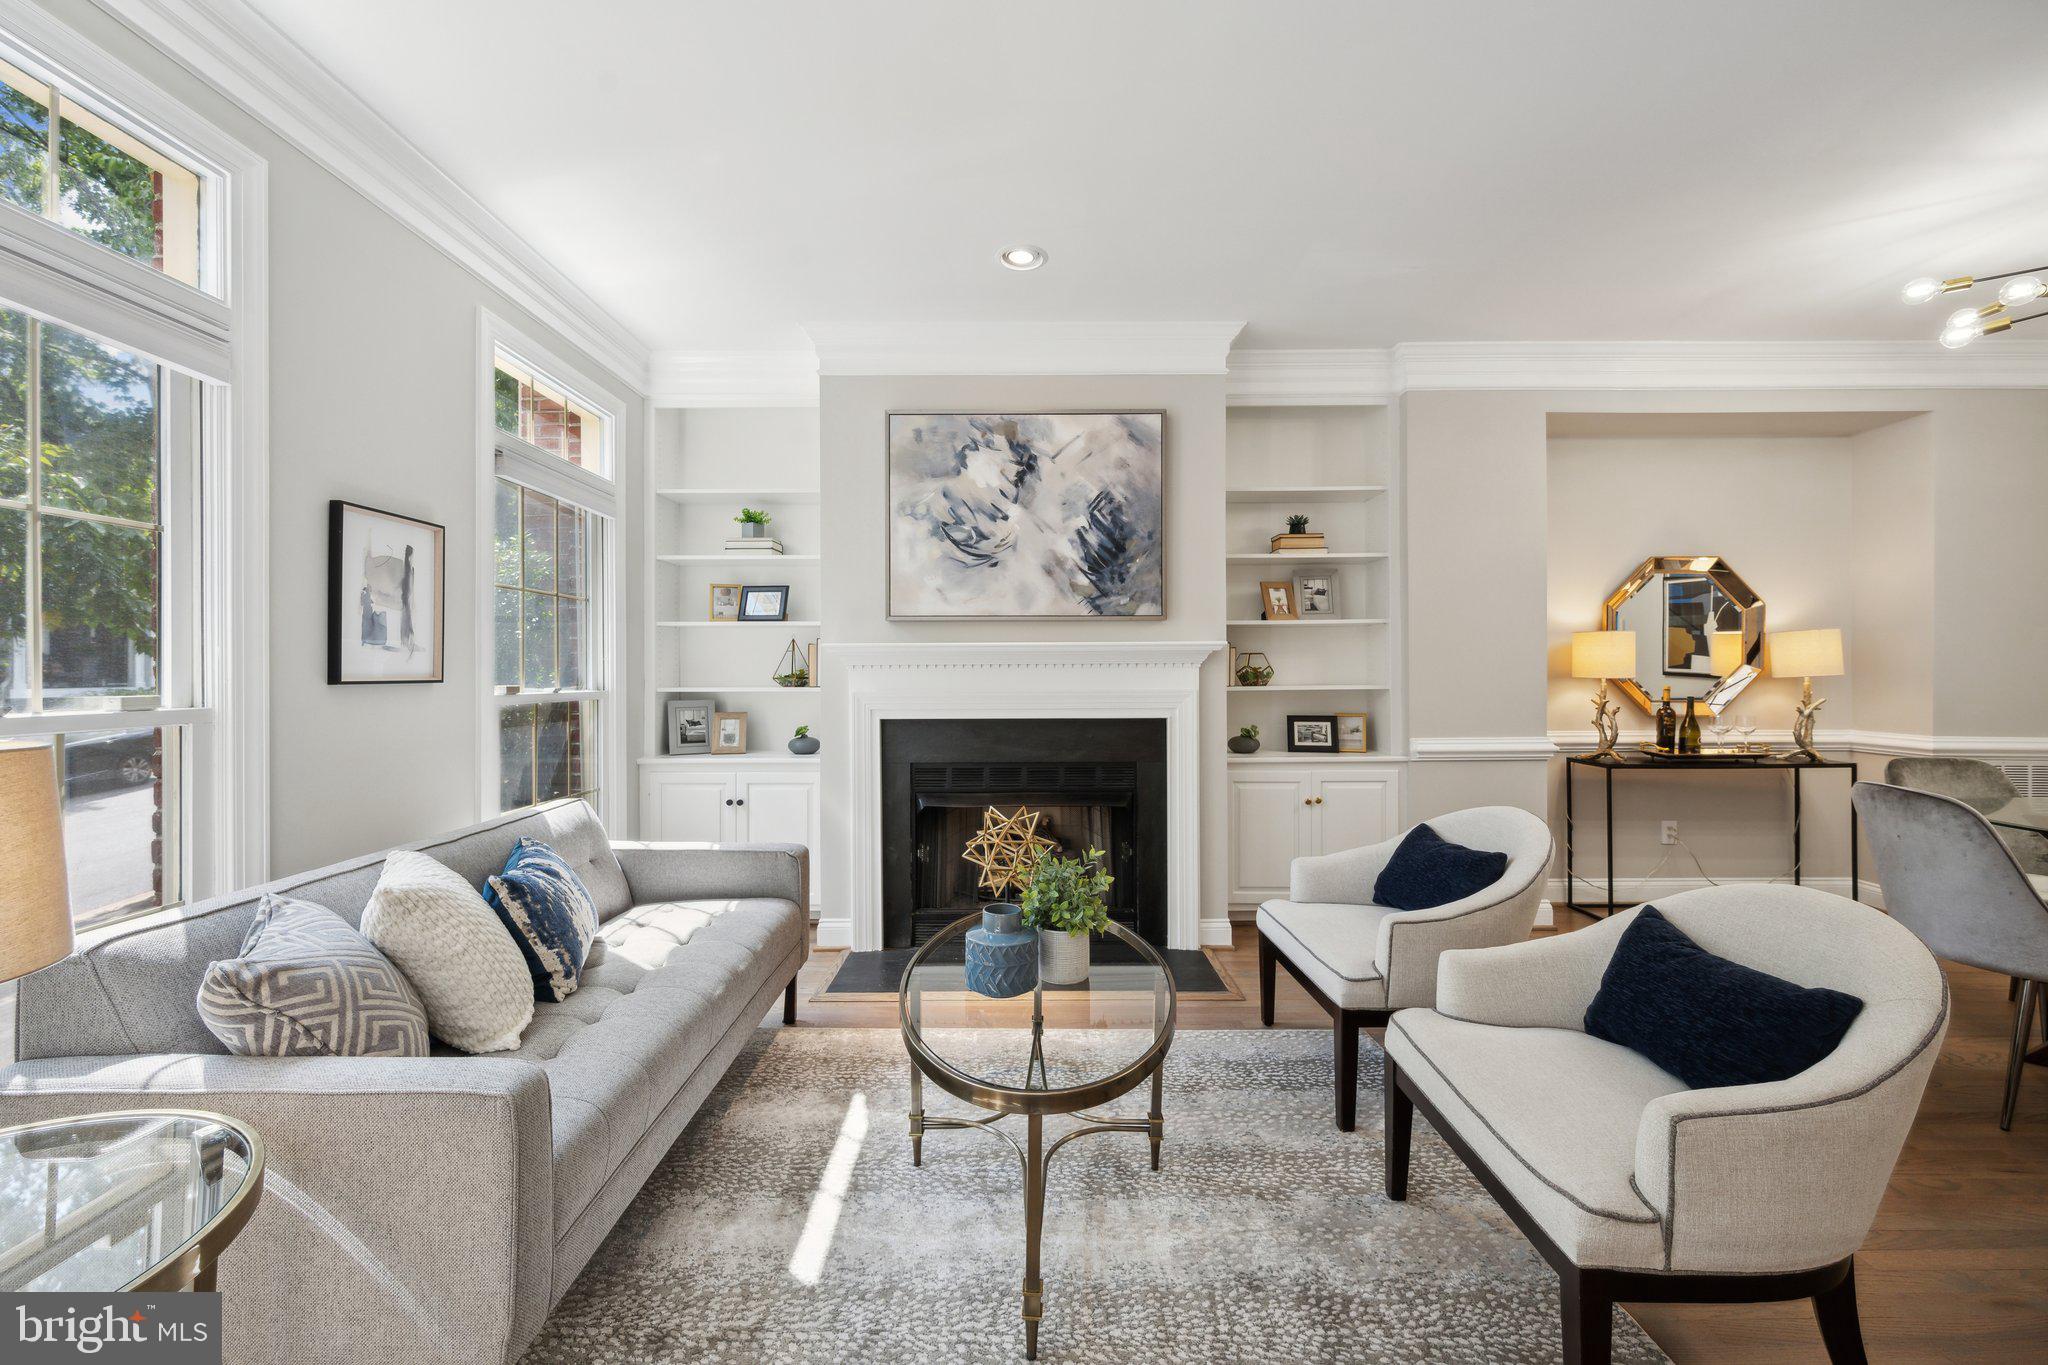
<box><xmin>881</xmin><ymin>717</ymin><xmax>1168</xmax><ymax>949</ymax></box>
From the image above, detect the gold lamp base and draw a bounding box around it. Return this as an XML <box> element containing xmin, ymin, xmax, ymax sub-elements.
<box><xmin>1791</xmin><ymin>677</ymin><xmax>1826</xmax><ymax>759</ymax></box>
<box><xmin>1588</xmin><ymin>680</ymin><xmax>1620</xmax><ymax>757</ymax></box>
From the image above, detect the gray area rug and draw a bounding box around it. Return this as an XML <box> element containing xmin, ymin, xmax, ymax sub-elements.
<box><xmin>523</xmin><ymin>1028</ymin><xmax>1667</xmax><ymax>1364</ymax></box>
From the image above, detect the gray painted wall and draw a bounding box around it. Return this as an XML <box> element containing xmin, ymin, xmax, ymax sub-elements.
<box><xmin>45</xmin><ymin>3</ymin><xmax>649</xmax><ymax>877</ymax></box>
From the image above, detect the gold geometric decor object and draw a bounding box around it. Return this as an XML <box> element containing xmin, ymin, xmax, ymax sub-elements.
<box><xmin>960</xmin><ymin>804</ymin><xmax>1057</xmax><ymax>901</ymax></box>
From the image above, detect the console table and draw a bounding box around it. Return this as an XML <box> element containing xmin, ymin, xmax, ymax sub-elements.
<box><xmin>1563</xmin><ymin>751</ymin><xmax>1859</xmax><ymax>916</ymax></box>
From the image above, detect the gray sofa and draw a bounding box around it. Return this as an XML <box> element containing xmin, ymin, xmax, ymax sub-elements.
<box><xmin>0</xmin><ymin>798</ymin><xmax>808</xmax><ymax>1365</ymax></box>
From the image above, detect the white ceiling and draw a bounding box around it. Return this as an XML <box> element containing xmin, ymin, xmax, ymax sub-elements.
<box><xmin>240</xmin><ymin>0</ymin><xmax>2048</xmax><ymax>354</ymax></box>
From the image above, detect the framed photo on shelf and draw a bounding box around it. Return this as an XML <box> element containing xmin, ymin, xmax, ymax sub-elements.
<box><xmin>1259</xmin><ymin>580</ymin><xmax>1297</xmax><ymax>621</ymax></box>
<box><xmin>665</xmin><ymin>697</ymin><xmax>715</xmax><ymax>754</ymax></box>
<box><xmin>708</xmin><ymin>583</ymin><xmax>741</xmax><ymax>621</ymax></box>
<box><xmin>1335</xmin><ymin>711</ymin><xmax>1369</xmax><ymax>753</ymax></box>
<box><xmin>1294</xmin><ymin>570</ymin><xmax>1338</xmax><ymax>618</ymax></box>
<box><xmin>1287</xmin><ymin>714</ymin><xmax>1338</xmax><ymax>753</ymax></box>
<box><xmin>738</xmin><ymin>585</ymin><xmax>789</xmax><ymax>621</ymax></box>
<box><xmin>327</xmin><ymin>500</ymin><xmax>445</xmax><ymax>684</ymax></box>
<box><xmin>711</xmin><ymin>711</ymin><xmax>748</xmax><ymax>754</ymax></box>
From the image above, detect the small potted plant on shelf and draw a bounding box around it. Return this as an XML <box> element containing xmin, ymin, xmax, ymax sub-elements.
<box><xmin>1286</xmin><ymin>514</ymin><xmax>1310</xmax><ymax>534</ymax></box>
<box><xmin>788</xmin><ymin>724</ymin><xmax>820</xmax><ymax>755</ymax></box>
<box><xmin>735</xmin><ymin>507</ymin><xmax>772</xmax><ymax>539</ymax></box>
<box><xmin>1022</xmin><ymin>846</ymin><xmax>1114</xmax><ymax>985</ymax></box>
<box><xmin>1229</xmin><ymin>724</ymin><xmax>1261</xmax><ymax>755</ymax></box>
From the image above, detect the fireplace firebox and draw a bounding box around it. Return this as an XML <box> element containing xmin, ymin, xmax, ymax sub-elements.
<box><xmin>881</xmin><ymin>718</ymin><xmax>1167</xmax><ymax>948</ymax></box>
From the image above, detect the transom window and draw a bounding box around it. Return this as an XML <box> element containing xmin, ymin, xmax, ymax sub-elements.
<box><xmin>493</xmin><ymin>351</ymin><xmax>606</xmax><ymax>475</ymax></box>
<box><xmin>0</xmin><ymin>52</ymin><xmax>206</xmax><ymax>290</ymax></box>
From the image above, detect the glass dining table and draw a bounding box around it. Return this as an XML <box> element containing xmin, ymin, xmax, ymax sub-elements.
<box><xmin>1986</xmin><ymin>797</ymin><xmax>2048</xmax><ymax>836</ymax></box>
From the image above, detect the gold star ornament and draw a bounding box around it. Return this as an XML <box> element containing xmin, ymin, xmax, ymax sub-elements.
<box><xmin>960</xmin><ymin>804</ymin><xmax>1056</xmax><ymax>900</ymax></box>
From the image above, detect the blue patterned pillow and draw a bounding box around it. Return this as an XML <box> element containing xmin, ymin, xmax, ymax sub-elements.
<box><xmin>484</xmin><ymin>839</ymin><xmax>600</xmax><ymax>1002</ymax></box>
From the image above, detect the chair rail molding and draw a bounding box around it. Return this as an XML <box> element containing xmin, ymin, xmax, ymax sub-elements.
<box><xmin>1547</xmin><ymin>729</ymin><xmax>2048</xmax><ymax>760</ymax></box>
<box><xmin>105</xmin><ymin>0</ymin><xmax>651</xmax><ymax>388</ymax></box>
<box><xmin>828</xmin><ymin>639</ymin><xmax>1224</xmax><ymax>953</ymax></box>
<box><xmin>1411</xmin><ymin>736</ymin><xmax>1560</xmax><ymax>762</ymax></box>
<box><xmin>804</xmin><ymin>321</ymin><xmax>1245</xmax><ymax>376</ymax></box>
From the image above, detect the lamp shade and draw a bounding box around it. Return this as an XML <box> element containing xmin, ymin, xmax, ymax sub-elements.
<box><xmin>1571</xmin><ymin>630</ymin><xmax>1636</xmax><ymax>680</ymax></box>
<box><xmin>0</xmin><ymin>744</ymin><xmax>72</xmax><ymax>983</ymax></box>
<box><xmin>1769</xmin><ymin>628</ymin><xmax>1844</xmax><ymax>679</ymax></box>
<box><xmin>1708</xmin><ymin>631</ymin><xmax>1746</xmax><ymax>677</ymax></box>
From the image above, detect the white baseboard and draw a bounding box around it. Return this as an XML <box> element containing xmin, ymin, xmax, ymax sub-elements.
<box><xmin>814</xmin><ymin>916</ymin><xmax>853</xmax><ymax>949</ymax></box>
<box><xmin>1199</xmin><ymin>917</ymin><xmax>1235</xmax><ymax>948</ymax></box>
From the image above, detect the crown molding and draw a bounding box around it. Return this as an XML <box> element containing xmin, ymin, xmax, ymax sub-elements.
<box><xmin>804</xmin><ymin>321</ymin><xmax>1245</xmax><ymax>377</ymax></box>
<box><xmin>1224</xmin><ymin>341</ymin><xmax>2048</xmax><ymax>396</ymax></box>
<box><xmin>104</xmin><ymin>0</ymin><xmax>652</xmax><ymax>390</ymax></box>
<box><xmin>647</xmin><ymin>351</ymin><xmax>818</xmax><ymax>407</ymax></box>
<box><xmin>1224</xmin><ymin>348</ymin><xmax>1393</xmax><ymax>404</ymax></box>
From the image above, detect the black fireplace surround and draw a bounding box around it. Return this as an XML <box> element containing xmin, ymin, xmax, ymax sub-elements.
<box><xmin>881</xmin><ymin>717</ymin><xmax>1168</xmax><ymax>949</ymax></box>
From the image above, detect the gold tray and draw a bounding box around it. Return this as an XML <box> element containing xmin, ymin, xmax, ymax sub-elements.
<box><xmin>1635</xmin><ymin>742</ymin><xmax>1778</xmax><ymax>758</ymax></box>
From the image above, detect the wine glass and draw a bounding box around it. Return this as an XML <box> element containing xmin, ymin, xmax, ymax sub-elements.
<box><xmin>1708</xmin><ymin>709</ymin><xmax>1732</xmax><ymax>749</ymax></box>
<box><xmin>1735</xmin><ymin>714</ymin><xmax>1758</xmax><ymax>750</ymax></box>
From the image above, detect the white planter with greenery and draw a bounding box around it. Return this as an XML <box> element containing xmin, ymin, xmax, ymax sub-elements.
<box><xmin>1021</xmin><ymin>846</ymin><xmax>1114</xmax><ymax>987</ymax></box>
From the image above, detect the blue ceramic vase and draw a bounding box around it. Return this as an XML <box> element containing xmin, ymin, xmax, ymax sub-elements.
<box><xmin>964</xmin><ymin>905</ymin><xmax>1037</xmax><ymax>998</ymax></box>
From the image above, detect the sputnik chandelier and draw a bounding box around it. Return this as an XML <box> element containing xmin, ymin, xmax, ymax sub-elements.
<box><xmin>1901</xmin><ymin>264</ymin><xmax>2048</xmax><ymax>347</ymax></box>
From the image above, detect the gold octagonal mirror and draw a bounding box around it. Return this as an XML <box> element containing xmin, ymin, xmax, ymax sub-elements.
<box><xmin>1601</xmin><ymin>555</ymin><xmax>1764</xmax><ymax>716</ymax></box>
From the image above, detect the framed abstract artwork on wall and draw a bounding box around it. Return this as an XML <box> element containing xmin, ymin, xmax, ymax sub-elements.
<box><xmin>327</xmin><ymin>500</ymin><xmax>445</xmax><ymax>684</ymax></box>
<box><xmin>886</xmin><ymin>412</ymin><xmax>1165</xmax><ymax>618</ymax></box>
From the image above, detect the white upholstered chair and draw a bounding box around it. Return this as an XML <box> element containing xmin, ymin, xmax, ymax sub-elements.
<box><xmin>1384</xmin><ymin>884</ymin><xmax>1948</xmax><ymax>1365</ymax></box>
<box><xmin>1256</xmin><ymin>805</ymin><xmax>1551</xmax><ymax>1130</ymax></box>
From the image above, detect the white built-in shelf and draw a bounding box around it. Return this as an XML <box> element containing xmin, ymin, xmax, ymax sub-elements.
<box><xmin>1227</xmin><ymin>617</ymin><xmax>1388</xmax><ymax>627</ymax></box>
<box><xmin>1229</xmin><ymin>683</ymin><xmax>1389</xmax><ymax>692</ymax></box>
<box><xmin>1226</xmin><ymin>552</ymin><xmax>1388</xmax><ymax>563</ymax></box>
<box><xmin>639</xmin><ymin>752</ymin><xmax>821</xmax><ymax>767</ymax></box>
<box><xmin>1226</xmin><ymin>752</ymin><xmax>1400</xmax><ymax>764</ymax></box>
<box><xmin>658</xmin><ymin>619</ymin><xmax>823</xmax><ymax>630</ymax></box>
<box><xmin>1225</xmin><ymin>485</ymin><xmax>1386</xmax><ymax>504</ymax></box>
<box><xmin>656</xmin><ymin>487</ymin><xmax>821</xmax><ymax>505</ymax></box>
<box><xmin>657</xmin><ymin>554</ymin><xmax>821</xmax><ymax>564</ymax></box>
<box><xmin>655</xmin><ymin>685</ymin><xmax>821</xmax><ymax>695</ymax></box>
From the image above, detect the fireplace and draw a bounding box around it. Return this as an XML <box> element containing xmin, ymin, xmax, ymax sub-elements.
<box><xmin>881</xmin><ymin>718</ymin><xmax>1168</xmax><ymax>948</ymax></box>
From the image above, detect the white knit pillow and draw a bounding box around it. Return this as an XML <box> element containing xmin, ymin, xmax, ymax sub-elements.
<box><xmin>360</xmin><ymin>849</ymin><xmax>533</xmax><ymax>1053</ymax></box>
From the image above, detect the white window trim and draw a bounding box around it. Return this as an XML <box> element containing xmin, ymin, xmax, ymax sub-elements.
<box><xmin>477</xmin><ymin>309</ymin><xmax>624</xmax><ymax>826</ymax></box>
<box><xmin>0</xmin><ymin>7</ymin><xmax>270</xmax><ymax>898</ymax></box>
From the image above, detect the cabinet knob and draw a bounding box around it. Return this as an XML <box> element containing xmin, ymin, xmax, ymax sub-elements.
<box><xmin>724</xmin><ymin>798</ymin><xmax>733</xmax><ymax>806</ymax></box>
<box><xmin>1303</xmin><ymin>797</ymin><xmax>1313</xmax><ymax>806</ymax></box>
<box><xmin>1315</xmin><ymin>796</ymin><xmax>1325</xmax><ymax>805</ymax></box>
<box><xmin>735</xmin><ymin>798</ymin><xmax>745</xmax><ymax>807</ymax></box>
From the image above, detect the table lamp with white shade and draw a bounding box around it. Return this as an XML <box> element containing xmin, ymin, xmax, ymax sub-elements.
<box><xmin>0</xmin><ymin>743</ymin><xmax>73</xmax><ymax>985</ymax></box>
<box><xmin>1571</xmin><ymin>630</ymin><xmax>1636</xmax><ymax>757</ymax></box>
<box><xmin>1768</xmin><ymin>628</ymin><xmax>1844</xmax><ymax>759</ymax></box>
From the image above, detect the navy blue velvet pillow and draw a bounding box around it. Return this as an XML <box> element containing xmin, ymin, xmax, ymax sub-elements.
<box><xmin>1371</xmin><ymin>823</ymin><xmax>1510</xmax><ymax>911</ymax></box>
<box><xmin>483</xmin><ymin>839</ymin><xmax>599</xmax><ymax>1003</ymax></box>
<box><xmin>1584</xmin><ymin>906</ymin><xmax>1864</xmax><ymax>1090</ymax></box>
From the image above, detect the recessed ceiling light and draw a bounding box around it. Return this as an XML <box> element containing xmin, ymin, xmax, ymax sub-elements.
<box><xmin>999</xmin><ymin>244</ymin><xmax>1047</xmax><ymax>271</ymax></box>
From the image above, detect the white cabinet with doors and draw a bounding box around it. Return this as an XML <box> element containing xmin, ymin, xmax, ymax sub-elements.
<box><xmin>637</xmin><ymin>758</ymin><xmax>822</xmax><ymax>912</ymax></box>
<box><xmin>1227</xmin><ymin>760</ymin><xmax>1403</xmax><ymax>905</ymax></box>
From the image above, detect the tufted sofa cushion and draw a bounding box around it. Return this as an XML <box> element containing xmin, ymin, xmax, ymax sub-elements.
<box><xmin>466</xmin><ymin>896</ymin><xmax>808</xmax><ymax>1237</ymax></box>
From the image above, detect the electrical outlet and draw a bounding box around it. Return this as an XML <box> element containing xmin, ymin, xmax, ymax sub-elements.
<box><xmin>1660</xmin><ymin>820</ymin><xmax>1679</xmax><ymax>845</ymax></box>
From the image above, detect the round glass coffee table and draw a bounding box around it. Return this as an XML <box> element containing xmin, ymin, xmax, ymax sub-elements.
<box><xmin>900</xmin><ymin>915</ymin><xmax>1176</xmax><ymax>1360</ymax></box>
<box><xmin>0</xmin><ymin>1109</ymin><xmax>264</xmax><ymax>1292</ymax></box>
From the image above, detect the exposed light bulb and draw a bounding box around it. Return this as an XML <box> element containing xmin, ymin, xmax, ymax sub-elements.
<box><xmin>1998</xmin><ymin>275</ymin><xmax>2045</xmax><ymax>306</ymax></box>
<box><xmin>1939</xmin><ymin>323</ymin><xmax>1980</xmax><ymax>349</ymax></box>
<box><xmin>1901</xmin><ymin>277</ymin><xmax>1944</xmax><ymax>304</ymax></box>
<box><xmin>1945</xmin><ymin>306</ymin><xmax>1981</xmax><ymax>330</ymax></box>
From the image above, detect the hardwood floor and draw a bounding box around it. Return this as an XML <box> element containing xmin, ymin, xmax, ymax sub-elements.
<box><xmin>791</xmin><ymin>913</ymin><xmax>2048</xmax><ymax>1362</ymax></box>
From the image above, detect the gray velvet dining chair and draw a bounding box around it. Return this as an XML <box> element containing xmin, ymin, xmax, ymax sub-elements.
<box><xmin>1854</xmin><ymin>780</ymin><xmax>2048</xmax><ymax>1130</ymax></box>
<box><xmin>1885</xmin><ymin>756</ymin><xmax>2048</xmax><ymax>877</ymax></box>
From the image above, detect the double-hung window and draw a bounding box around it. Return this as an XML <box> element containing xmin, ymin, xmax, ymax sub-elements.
<box><xmin>486</xmin><ymin>335</ymin><xmax>617</xmax><ymax>819</ymax></box>
<box><xmin>0</xmin><ymin>19</ymin><xmax>259</xmax><ymax>936</ymax></box>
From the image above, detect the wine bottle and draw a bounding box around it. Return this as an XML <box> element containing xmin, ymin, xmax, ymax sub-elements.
<box><xmin>1655</xmin><ymin>687</ymin><xmax>1677</xmax><ymax>751</ymax></box>
<box><xmin>1680</xmin><ymin>697</ymin><xmax>1703</xmax><ymax>754</ymax></box>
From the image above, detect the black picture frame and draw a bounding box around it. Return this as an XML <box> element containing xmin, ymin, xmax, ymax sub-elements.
<box><xmin>1287</xmin><ymin>714</ymin><xmax>1339</xmax><ymax>753</ymax></box>
<box><xmin>738</xmin><ymin>584</ymin><xmax>791</xmax><ymax>621</ymax></box>
<box><xmin>327</xmin><ymin>499</ymin><xmax>446</xmax><ymax>685</ymax></box>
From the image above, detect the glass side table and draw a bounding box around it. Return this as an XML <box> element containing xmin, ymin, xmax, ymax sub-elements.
<box><xmin>900</xmin><ymin>915</ymin><xmax>1176</xmax><ymax>1360</ymax></box>
<box><xmin>0</xmin><ymin>1109</ymin><xmax>264</xmax><ymax>1292</ymax></box>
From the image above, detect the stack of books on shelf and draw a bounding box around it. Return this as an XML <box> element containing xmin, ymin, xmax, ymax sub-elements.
<box><xmin>724</xmin><ymin>538</ymin><xmax>785</xmax><ymax>554</ymax></box>
<box><xmin>1269</xmin><ymin>531</ymin><xmax>1327</xmax><ymax>554</ymax></box>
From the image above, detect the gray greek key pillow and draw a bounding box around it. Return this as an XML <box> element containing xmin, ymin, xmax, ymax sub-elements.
<box><xmin>198</xmin><ymin>895</ymin><xmax>429</xmax><ymax>1057</ymax></box>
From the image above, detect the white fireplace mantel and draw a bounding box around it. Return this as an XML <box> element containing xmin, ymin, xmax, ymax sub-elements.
<box><xmin>829</xmin><ymin>639</ymin><xmax>1224</xmax><ymax>952</ymax></box>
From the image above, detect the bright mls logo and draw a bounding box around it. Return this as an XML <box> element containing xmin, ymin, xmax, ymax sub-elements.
<box><xmin>3</xmin><ymin>1294</ymin><xmax>220</xmax><ymax>1364</ymax></box>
